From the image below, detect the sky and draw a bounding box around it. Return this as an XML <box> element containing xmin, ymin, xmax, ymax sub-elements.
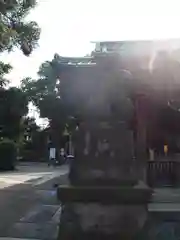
<box><xmin>1</xmin><ymin>0</ymin><xmax>180</xmax><ymax>124</ymax></box>
<box><xmin>1</xmin><ymin>0</ymin><xmax>180</xmax><ymax>87</ymax></box>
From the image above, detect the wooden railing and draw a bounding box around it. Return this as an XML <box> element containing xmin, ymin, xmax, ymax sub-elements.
<box><xmin>147</xmin><ymin>160</ymin><xmax>180</xmax><ymax>187</ymax></box>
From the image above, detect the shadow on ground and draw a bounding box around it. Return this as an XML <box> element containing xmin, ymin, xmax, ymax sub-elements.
<box><xmin>0</xmin><ymin>173</ymin><xmax>68</xmax><ymax>238</ymax></box>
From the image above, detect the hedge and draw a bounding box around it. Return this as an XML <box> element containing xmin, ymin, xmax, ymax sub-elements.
<box><xmin>0</xmin><ymin>139</ymin><xmax>17</xmax><ymax>170</ymax></box>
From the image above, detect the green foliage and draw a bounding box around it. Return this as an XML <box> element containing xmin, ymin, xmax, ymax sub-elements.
<box><xmin>21</xmin><ymin>54</ymin><xmax>67</xmax><ymax>138</ymax></box>
<box><xmin>0</xmin><ymin>61</ymin><xmax>12</xmax><ymax>86</ymax></box>
<box><xmin>22</xmin><ymin>116</ymin><xmax>40</xmax><ymax>142</ymax></box>
<box><xmin>0</xmin><ymin>87</ymin><xmax>28</xmax><ymax>139</ymax></box>
<box><xmin>0</xmin><ymin>0</ymin><xmax>40</xmax><ymax>88</ymax></box>
<box><xmin>0</xmin><ymin>138</ymin><xmax>17</xmax><ymax>170</ymax></box>
<box><xmin>20</xmin><ymin>54</ymin><xmax>78</xmax><ymax>146</ymax></box>
<box><xmin>21</xmin><ymin>57</ymin><xmax>61</xmax><ymax>105</ymax></box>
<box><xmin>0</xmin><ymin>0</ymin><xmax>40</xmax><ymax>55</ymax></box>
<box><xmin>0</xmin><ymin>0</ymin><xmax>40</xmax><ymax>154</ymax></box>
<box><xmin>23</xmin><ymin>116</ymin><xmax>39</xmax><ymax>131</ymax></box>
<box><xmin>20</xmin><ymin>117</ymin><xmax>48</xmax><ymax>161</ymax></box>
<box><xmin>0</xmin><ymin>0</ymin><xmax>40</xmax><ymax>143</ymax></box>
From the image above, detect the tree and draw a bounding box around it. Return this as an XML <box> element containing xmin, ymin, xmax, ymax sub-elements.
<box><xmin>0</xmin><ymin>0</ymin><xmax>40</xmax><ymax>55</ymax></box>
<box><xmin>21</xmin><ymin>54</ymin><xmax>79</xmax><ymax>147</ymax></box>
<box><xmin>0</xmin><ymin>0</ymin><xmax>40</xmax><ymax>83</ymax></box>
<box><xmin>0</xmin><ymin>0</ymin><xmax>40</xmax><ymax>142</ymax></box>
<box><xmin>0</xmin><ymin>61</ymin><xmax>12</xmax><ymax>86</ymax></box>
<box><xmin>23</xmin><ymin>116</ymin><xmax>39</xmax><ymax>140</ymax></box>
<box><xmin>0</xmin><ymin>87</ymin><xmax>28</xmax><ymax>140</ymax></box>
<box><xmin>21</xmin><ymin>56</ymin><xmax>64</xmax><ymax>145</ymax></box>
<box><xmin>18</xmin><ymin>116</ymin><xmax>49</xmax><ymax>161</ymax></box>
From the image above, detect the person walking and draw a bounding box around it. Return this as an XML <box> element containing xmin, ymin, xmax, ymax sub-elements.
<box><xmin>60</xmin><ymin>148</ymin><xmax>65</xmax><ymax>165</ymax></box>
<box><xmin>48</xmin><ymin>141</ymin><xmax>56</xmax><ymax>166</ymax></box>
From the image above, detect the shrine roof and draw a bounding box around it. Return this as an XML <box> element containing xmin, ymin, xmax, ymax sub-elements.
<box><xmin>91</xmin><ymin>39</ymin><xmax>180</xmax><ymax>45</ymax></box>
<box><xmin>56</xmin><ymin>55</ymin><xmax>95</xmax><ymax>66</ymax></box>
<box><xmin>92</xmin><ymin>39</ymin><xmax>180</xmax><ymax>53</ymax></box>
<box><xmin>58</xmin><ymin>56</ymin><xmax>93</xmax><ymax>60</ymax></box>
<box><xmin>57</xmin><ymin>39</ymin><xmax>180</xmax><ymax>67</ymax></box>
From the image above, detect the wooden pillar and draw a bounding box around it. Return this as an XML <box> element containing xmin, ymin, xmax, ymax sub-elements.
<box><xmin>135</xmin><ymin>93</ymin><xmax>149</xmax><ymax>181</ymax></box>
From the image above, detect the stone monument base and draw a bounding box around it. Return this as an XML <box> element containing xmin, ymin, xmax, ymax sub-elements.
<box><xmin>57</xmin><ymin>185</ymin><xmax>152</xmax><ymax>239</ymax></box>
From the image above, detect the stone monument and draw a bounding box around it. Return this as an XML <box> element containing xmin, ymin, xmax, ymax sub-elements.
<box><xmin>57</xmin><ymin>69</ymin><xmax>152</xmax><ymax>239</ymax></box>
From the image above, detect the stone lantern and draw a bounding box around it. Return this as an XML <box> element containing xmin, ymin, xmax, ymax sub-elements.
<box><xmin>57</xmin><ymin>67</ymin><xmax>152</xmax><ymax>239</ymax></box>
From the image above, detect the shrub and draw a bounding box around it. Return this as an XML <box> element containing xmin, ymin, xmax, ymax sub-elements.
<box><xmin>0</xmin><ymin>139</ymin><xmax>17</xmax><ymax>170</ymax></box>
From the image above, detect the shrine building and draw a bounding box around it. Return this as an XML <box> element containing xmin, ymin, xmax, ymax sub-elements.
<box><xmin>56</xmin><ymin>40</ymin><xmax>180</xmax><ymax>161</ymax></box>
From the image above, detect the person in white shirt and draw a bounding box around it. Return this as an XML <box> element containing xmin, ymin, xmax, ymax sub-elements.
<box><xmin>48</xmin><ymin>141</ymin><xmax>56</xmax><ymax>166</ymax></box>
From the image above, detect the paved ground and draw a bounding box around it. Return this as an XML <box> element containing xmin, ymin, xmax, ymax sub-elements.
<box><xmin>1</xmin><ymin>163</ymin><xmax>180</xmax><ymax>239</ymax></box>
<box><xmin>0</xmin><ymin>163</ymin><xmax>68</xmax><ymax>188</ymax></box>
<box><xmin>150</xmin><ymin>188</ymin><xmax>180</xmax><ymax>212</ymax></box>
<box><xmin>0</xmin><ymin>162</ymin><xmax>69</xmax><ymax>240</ymax></box>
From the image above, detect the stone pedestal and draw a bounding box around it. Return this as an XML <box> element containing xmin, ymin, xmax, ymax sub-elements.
<box><xmin>58</xmin><ymin>193</ymin><xmax>150</xmax><ymax>240</ymax></box>
<box><xmin>57</xmin><ymin>121</ymin><xmax>152</xmax><ymax>239</ymax></box>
